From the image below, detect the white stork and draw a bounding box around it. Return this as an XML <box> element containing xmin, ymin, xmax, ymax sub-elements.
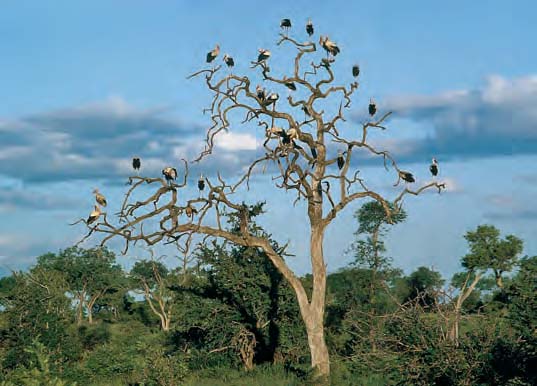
<box><xmin>93</xmin><ymin>189</ymin><xmax>107</xmax><ymax>207</ymax></box>
<box><xmin>87</xmin><ymin>205</ymin><xmax>102</xmax><ymax>225</ymax></box>
<box><xmin>257</xmin><ymin>48</ymin><xmax>271</xmax><ymax>63</ymax></box>
<box><xmin>319</xmin><ymin>36</ymin><xmax>340</xmax><ymax>57</ymax></box>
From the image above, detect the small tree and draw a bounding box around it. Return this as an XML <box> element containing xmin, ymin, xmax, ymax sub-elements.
<box><xmin>77</xmin><ymin>23</ymin><xmax>444</xmax><ymax>378</ymax></box>
<box><xmin>130</xmin><ymin>259</ymin><xmax>174</xmax><ymax>331</ymax></box>
<box><xmin>449</xmin><ymin>225</ymin><xmax>523</xmax><ymax>344</ymax></box>
<box><xmin>37</xmin><ymin>247</ymin><xmax>124</xmax><ymax>324</ymax></box>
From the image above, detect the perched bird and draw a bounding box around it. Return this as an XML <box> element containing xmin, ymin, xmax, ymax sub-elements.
<box><xmin>87</xmin><ymin>205</ymin><xmax>101</xmax><ymax>225</ymax></box>
<box><xmin>319</xmin><ymin>36</ymin><xmax>340</xmax><ymax>57</ymax></box>
<box><xmin>306</xmin><ymin>19</ymin><xmax>314</xmax><ymax>37</ymax></box>
<box><xmin>132</xmin><ymin>157</ymin><xmax>141</xmax><ymax>172</ymax></box>
<box><xmin>430</xmin><ymin>158</ymin><xmax>439</xmax><ymax>177</ymax></box>
<box><xmin>368</xmin><ymin>98</ymin><xmax>377</xmax><ymax>117</ymax></box>
<box><xmin>280</xmin><ymin>18</ymin><xmax>292</xmax><ymax>34</ymax></box>
<box><xmin>198</xmin><ymin>174</ymin><xmax>206</xmax><ymax>192</ymax></box>
<box><xmin>162</xmin><ymin>167</ymin><xmax>178</xmax><ymax>185</ymax></box>
<box><xmin>283</xmin><ymin>77</ymin><xmax>297</xmax><ymax>91</ymax></box>
<box><xmin>223</xmin><ymin>54</ymin><xmax>234</xmax><ymax>68</ymax></box>
<box><xmin>256</xmin><ymin>85</ymin><xmax>266</xmax><ymax>101</ymax></box>
<box><xmin>206</xmin><ymin>44</ymin><xmax>220</xmax><ymax>63</ymax></box>
<box><xmin>185</xmin><ymin>205</ymin><xmax>198</xmax><ymax>219</ymax></box>
<box><xmin>352</xmin><ymin>64</ymin><xmax>360</xmax><ymax>78</ymax></box>
<box><xmin>399</xmin><ymin>170</ymin><xmax>415</xmax><ymax>183</ymax></box>
<box><xmin>264</xmin><ymin>93</ymin><xmax>279</xmax><ymax>107</ymax></box>
<box><xmin>287</xmin><ymin>128</ymin><xmax>299</xmax><ymax>141</ymax></box>
<box><xmin>257</xmin><ymin>48</ymin><xmax>271</xmax><ymax>63</ymax></box>
<box><xmin>337</xmin><ymin>150</ymin><xmax>345</xmax><ymax>170</ymax></box>
<box><xmin>93</xmin><ymin>189</ymin><xmax>107</xmax><ymax>207</ymax></box>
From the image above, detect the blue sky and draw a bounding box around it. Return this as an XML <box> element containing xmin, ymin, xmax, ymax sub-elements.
<box><xmin>1</xmin><ymin>1</ymin><xmax>536</xmax><ymax>279</ymax></box>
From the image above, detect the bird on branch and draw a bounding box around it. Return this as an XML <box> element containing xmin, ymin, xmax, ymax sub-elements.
<box><xmin>162</xmin><ymin>167</ymin><xmax>178</xmax><ymax>186</ymax></box>
<box><xmin>337</xmin><ymin>150</ymin><xmax>345</xmax><ymax>170</ymax></box>
<box><xmin>280</xmin><ymin>18</ymin><xmax>292</xmax><ymax>36</ymax></box>
<box><xmin>257</xmin><ymin>48</ymin><xmax>271</xmax><ymax>63</ymax></box>
<box><xmin>93</xmin><ymin>189</ymin><xmax>107</xmax><ymax>207</ymax></box>
<box><xmin>399</xmin><ymin>170</ymin><xmax>415</xmax><ymax>183</ymax></box>
<box><xmin>223</xmin><ymin>54</ymin><xmax>234</xmax><ymax>69</ymax></box>
<box><xmin>206</xmin><ymin>44</ymin><xmax>220</xmax><ymax>64</ymax></box>
<box><xmin>87</xmin><ymin>205</ymin><xmax>102</xmax><ymax>225</ymax></box>
<box><xmin>319</xmin><ymin>35</ymin><xmax>340</xmax><ymax>57</ymax></box>
<box><xmin>256</xmin><ymin>85</ymin><xmax>267</xmax><ymax>102</ymax></box>
<box><xmin>283</xmin><ymin>77</ymin><xmax>297</xmax><ymax>91</ymax></box>
<box><xmin>198</xmin><ymin>174</ymin><xmax>206</xmax><ymax>197</ymax></box>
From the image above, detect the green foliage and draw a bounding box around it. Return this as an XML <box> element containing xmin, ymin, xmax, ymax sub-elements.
<box><xmin>462</xmin><ymin>225</ymin><xmax>523</xmax><ymax>286</ymax></box>
<box><xmin>2</xmin><ymin>340</ymin><xmax>76</xmax><ymax>386</ymax></box>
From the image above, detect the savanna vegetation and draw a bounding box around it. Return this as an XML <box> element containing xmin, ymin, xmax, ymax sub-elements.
<box><xmin>1</xmin><ymin>205</ymin><xmax>535</xmax><ymax>385</ymax></box>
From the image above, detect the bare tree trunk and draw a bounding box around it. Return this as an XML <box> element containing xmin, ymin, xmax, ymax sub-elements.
<box><xmin>304</xmin><ymin>222</ymin><xmax>330</xmax><ymax>379</ymax></box>
<box><xmin>76</xmin><ymin>291</ymin><xmax>85</xmax><ymax>325</ymax></box>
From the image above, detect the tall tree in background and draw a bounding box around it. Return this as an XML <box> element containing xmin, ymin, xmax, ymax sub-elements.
<box><xmin>79</xmin><ymin>22</ymin><xmax>445</xmax><ymax>378</ymax></box>
<box><xmin>449</xmin><ymin>224</ymin><xmax>523</xmax><ymax>344</ymax></box>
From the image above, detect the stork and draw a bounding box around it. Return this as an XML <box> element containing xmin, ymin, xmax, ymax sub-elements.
<box><xmin>198</xmin><ymin>174</ymin><xmax>206</xmax><ymax>196</ymax></box>
<box><xmin>93</xmin><ymin>189</ymin><xmax>107</xmax><ymax>207</ymax></box>
<box><xmin>256</xmin><ymin>85</ymin><xmax>267</xmax><ymax>102</ymax></box>
<box><xmin>352</xmin><ymin>64</ymin><xmax>360</xmax><ymax>78</ymax></box>
<box><xmin>223</xmin><ymin>54</ymin><xmax>234</xmax><ymax>69</ymax></box>
<box><xmin>319</xmin><ymin>35</ymin><xmax>340</xmax><ymax>57</ymax></box>
<box><xmin>399</xmin><ymin>170</ymin><xmax>415</xmax><ymax>183</ymax></box>
<box><xmin>368</xmin><ymin>98</ymin><xmax>377</xmax><ymax>117</ymax></box>
<box><xmin>306</xmin><ymin>19</ymin><xmax>314</xmax><ymax>37</ymax></box>
<box><xmin>162</xmin><ymin>167</ymin><xmax>178</xmax><ymax>186</ymax></box>
<box><xmin>280</xmin><ymin>18</ymin><xmax>292</xmax><ymax>36</ymax></box>
<box><xmin>206</xmin><ymin>44</ymin><xmax>220</xmax><ymax>64</ymax></box>
<box><xmin>264</xmin><ymin>93</ymin><xmax>279</xmax><ymax>107</ymax></box>
<box><xmin>337</xmin><ymin>150</ymin><xmax>345</xmax><ymax>170</ymax></box>
<box><xmin>283</xmin><ymin>77</ymin><xmax>297</xmax><ymax>91</ymax></box>
<box><xmin>257</xmin><ymin>48</ymin><xmax>271</xmax><ymax>63</ymax></box>
<box><xmin>132</xmin><ymin>157</ymin><xmax>141</xmax><ymax>173</ymax></box>
<box><xmin>87</xmin><ymin>205</ymin><xmax>102</xmax><ymax>225</ymax></box>
<box><xmin>430</xmin><ymin>158</ymin><xmax>439</xmax><ymax>177</ymax></box>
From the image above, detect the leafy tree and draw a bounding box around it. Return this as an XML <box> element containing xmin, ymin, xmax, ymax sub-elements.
<box><xmin>37</xmin><ymin>247</ymin><xmax>124</xmax><ymax>324</ymax></box>
<box><xmin>399</xmin><ymin>266</ymin><xmax>444</xmax><ymax>308</ymax></box>
<box><xmin>171</xmin><ymin>203</ymin><xmax>306</xmax><ymax>370</ymax></box>
<box><xmin>462</xmin><ymin>224</ymin><xmax>523</xmax><ymax>289</ymax></box>
<box><xmin>0</xmin><ymin>269</ymin><xmax>80</xmax><ymax>373</ymax></box>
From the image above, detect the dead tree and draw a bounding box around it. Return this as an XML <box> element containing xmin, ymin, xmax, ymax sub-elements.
<box><xmin>76</xmin><ymin>25</ymin><xmax>445</xmax><ymax>379</ymax></box>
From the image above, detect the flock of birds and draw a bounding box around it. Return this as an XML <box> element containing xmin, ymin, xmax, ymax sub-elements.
<box><xmin>85</xmin><ymin>155</ymin><xmax>439</xmax><ymax>225</ymax></box>
<box><xmin>84</xmin><ymin>18</ymin><xmax>441</xmax><ymax>225</ymax></box>
<box><xmin>86</xmin><ymin>158</ymin><xmax>206</xmax><ymax>225</ymax></box>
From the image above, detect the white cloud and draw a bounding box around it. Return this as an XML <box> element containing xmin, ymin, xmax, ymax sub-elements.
<box><xmin>215</xmin><ymin>132</ymin><xmax>258</xmax><ymax>151</ymax></box>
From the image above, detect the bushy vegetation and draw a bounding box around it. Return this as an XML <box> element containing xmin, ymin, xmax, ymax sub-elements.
<box><xmin>0</xmin><ymin>202</ymin><xmax>535</xmax><ymax>385</ymax></box>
